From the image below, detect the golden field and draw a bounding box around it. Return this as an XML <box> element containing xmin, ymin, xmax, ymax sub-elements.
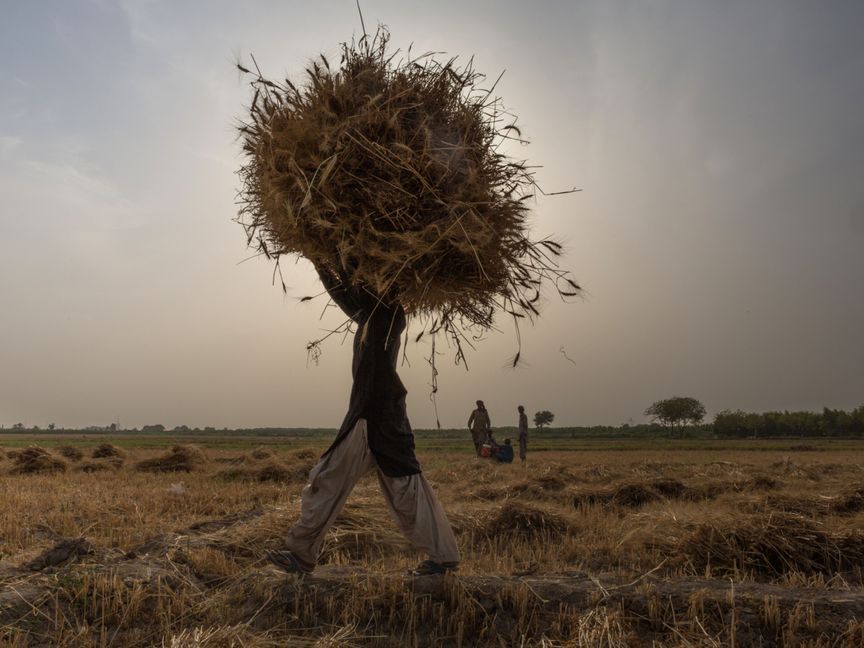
<box><xmin>2</xmin><ymin>442</ymin><xmax>864</xmax><ymax>646</ymax></box>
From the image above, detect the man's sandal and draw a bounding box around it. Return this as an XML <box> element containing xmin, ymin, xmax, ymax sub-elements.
<box><xmin>266</xmin><ymin>550</ymin><xmax>314</xmax><ymax>575</ymax></box>
<box><xmin>409</xmin><ymin>560</ymin><xmax>459</xmax><ymax>576</ymax></box>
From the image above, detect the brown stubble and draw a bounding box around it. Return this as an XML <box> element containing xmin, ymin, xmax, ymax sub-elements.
<box><xmin>2</xmin><ymin>445</ymin><xmax>864</xmax><ymax>646</ymax></box>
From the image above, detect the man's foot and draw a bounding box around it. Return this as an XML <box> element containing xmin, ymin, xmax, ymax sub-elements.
<box><xmin>266</xmin><ymin>550</ymin><xmax>314</xmax><ymax>574</ymax></box>
<box><xmin>409</xmin><ymin>560</ymin><xmax>459</xmax><ymax>576</ymax></box>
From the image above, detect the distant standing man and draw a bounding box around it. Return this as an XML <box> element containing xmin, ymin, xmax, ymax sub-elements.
<box><xmin>517</xmin><ymin>405</ymin><xmax>529</xmax><ymax>463</ymax></box>
<box><xmin>468</xmin><ymin>400</ymin><xmax>491</xmax><ymax>456</ymax></box>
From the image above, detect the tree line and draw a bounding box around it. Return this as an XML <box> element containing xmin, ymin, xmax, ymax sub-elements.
<box><xmin>644</xmin><ymin>396</ymin><xmax>864</xmax><ymax>438</ymax></box>
<box><xmin>713</xmin><ymin>406</ymin><xmax>864</xmax><ymax>438</ymax></box>
<box><xmin>5</xmin><ymin>402</ymin><xmax>864</xmax><ymax>438</ymax></box>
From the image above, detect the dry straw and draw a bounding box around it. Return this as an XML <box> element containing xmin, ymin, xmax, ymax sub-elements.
<box><xmin>236</xmin><ymin>27</ymin><xmax>579</xmax><ymax>364</ymax></box>
<box><xmin>58</xmin><ymin>445</ymin><xmax>84</xmax><ymax>461</ymax></box>
<box><xmin>8</xmin><ymin>446</ymin><xmax>67</xmax><ymax>475</ymax></box>
<box><xmin>92</xmin><ymin>443</ymin><xmax>126</xmax><ymax>459</ymax></box>
<box><xmin>135</xmin><ymin>444</ymin><xmax>207</xmax><ymax>473</ymax></box>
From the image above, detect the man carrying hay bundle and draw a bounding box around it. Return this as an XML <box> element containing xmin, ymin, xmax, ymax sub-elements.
<box><xmin>266</xmin><ymin>265</ymin><xmax>461</xmax><ymax>575</ymax></box>
<box><xmin>235</xmin><ymin>28</ymin><xmax>579</xmax><ymax>577</ymax></box>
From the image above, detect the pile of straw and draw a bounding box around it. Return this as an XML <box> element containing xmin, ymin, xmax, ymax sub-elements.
<box><xmin>92</xmin><ymin>443</ymin><xmax>125</xmax><ymax>459</ymax></box>
<box><xmin>217</xmin><ymin>460</ymin><xmax>306</xmax><ymax>484</ymax></box>
<box><xmin>236</xmin><ymin>29</ymin><xmax>579</xmax><ymax>356</ymax></box>
<box><xmin>648</xmin><ymin>478</ymin><xmax>688</xmax><ymax>498</ymax></box>
<box><xmin>832</xmin><ymin>485</ymin><xmax>864</xmax><ymax>515</ymax></box>
<box><xmin>318</xmin><ymin>506</ymin><xmax>408</xmax><ymax>561</ymax></box>
<box><xmin>469</xmin><ymin>471</ymin><xmax>573</xmax><ymax>503</ymax></box>
<box><xmin>216</xmin><ymin>447</ymin><xmax>316</xmax><ymax>483</ymax></box>
<box><xmin>249</xmin><ymin>447</ymin><xmax>273</xmax><ymax>461</ymax></box>
<box><xmin>677</xmin><ymin>513</ymin><xmax>864</xmax><ymax>578</ymax></box>
<box><xmin>743</xmin><ymin>474</ymin><xmax>781</xmax><ymax>491</ymax></box>
<box><xmin>288</xmin><ymin>447</ymin><xmax>319</xmax><ymax>462</ymax></box>
<box><xmin>574</xmin><ymin>482</ymin><xmax>658</xmax><ymax>509</ymax></box>
<box><xmin>475</xmin><ymin>503</ymin><xmax>568</xmax><ymax>542</ymax></box>
<box><xmin>9</xmin><ymin>446</ymin><xmax>67</xmax><ymax>475</ymax></box>
<box><xmin>58</xmin><ymin>446</ymin><xmax>84</xmax><ymax>461</ymax></box>
<box><xmin>135</xmin><ymin>445</ymin><xmax>207</xmax><ymax>473</ymax></box>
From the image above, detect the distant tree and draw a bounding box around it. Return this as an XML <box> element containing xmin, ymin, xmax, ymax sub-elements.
<box><xmin>48</xmin><ymin>423</ymin><xmax>56</xmax><ymax>430</ymax></box>
<box><xmin>534</xmin><ymin>410</ymin><xmax>555</xmax><ymax>428</ymax></box>
<box><xmin>12</xmin><ymin>423</ymin><xmax>24</xmax><ymax>430</ymax></box>
<box><xmin>645</xmin><ymin>397</ymin><xmax>706</xmax><ymax>438</ymax></box>
<box><xmin>142</xmin><ymin>424</ymin><xmax>165</xmax><ymax>433</ymax></box>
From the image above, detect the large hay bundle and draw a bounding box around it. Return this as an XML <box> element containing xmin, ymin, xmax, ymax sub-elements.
<box><xmin>237</xmin><ymin>29</ymin><xmax>578</xmax><ymax>354</ymax></box>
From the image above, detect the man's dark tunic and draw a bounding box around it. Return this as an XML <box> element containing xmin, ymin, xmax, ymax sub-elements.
<box><xmin>316</xmin><ymin>267</ymin><xmax>421</xmax><ymax>478</ymax></box>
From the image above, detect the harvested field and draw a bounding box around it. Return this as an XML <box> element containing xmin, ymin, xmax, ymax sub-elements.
<box><xmin>2</xmin><ymin>444</ymin><xmax>864</xmax><ymax>646</ymax></box>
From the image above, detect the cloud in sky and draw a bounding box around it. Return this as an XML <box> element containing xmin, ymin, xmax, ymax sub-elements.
<box><xmin>1</xmin><ymin>0</ymin><xmax>863</xmax><ymax>429</ymax></box>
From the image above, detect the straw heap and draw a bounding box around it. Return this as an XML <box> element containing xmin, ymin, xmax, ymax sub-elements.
<box><xmin>236</xmin><ymin>28</ymin><xmax>578</xmax><ymax>358</ymax></box>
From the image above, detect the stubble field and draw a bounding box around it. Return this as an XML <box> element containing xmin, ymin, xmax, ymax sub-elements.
<box><xmin>2</xmin><ymin>440</ymin><xmax>864</xmax><ymax>646</ymax></box>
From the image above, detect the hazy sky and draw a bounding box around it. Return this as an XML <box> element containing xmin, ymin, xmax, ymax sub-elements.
<box><xmin>2</xmin><ymin>0</ymin><xmax>862</xmax><ymax>430</ymax></box>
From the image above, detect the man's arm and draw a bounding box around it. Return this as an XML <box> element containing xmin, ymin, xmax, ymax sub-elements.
<box><xmin>314</xmin><ymin>263</ymin><xmax>376</xmax><ymax>322</ymax></box>
<box><xmin>467</xmin><ymin>411</ymin><xmax>475</xmax><ymax>430</ymax></box>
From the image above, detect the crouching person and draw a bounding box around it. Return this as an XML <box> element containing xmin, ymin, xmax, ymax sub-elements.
<box><xmin>495</xmin><ymin>438</ymin><xmax>514</xmax><ymax>464</ymax></box>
